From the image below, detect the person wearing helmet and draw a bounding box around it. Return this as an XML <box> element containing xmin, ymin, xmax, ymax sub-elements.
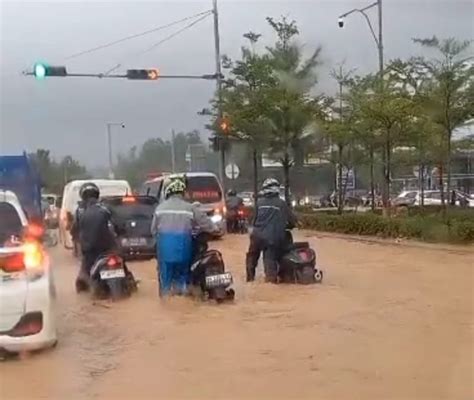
<box><xmin>225</xmin><ymin>189</ymin><xmax>243</xmax><ymax>232</ymax></box>
<box><xmin>246</xmin><ymin>178</ymin><xmax>297</xmax><ymax>283</ymax></box>
<box><xmin>74</xmin><ymin>182</ymin><xmax>117</xmax><ymax>292</ymax></box>
<box><xmin>151</xmin><ymin>176</ymin><xmax>216</xmax><ymax>297</ymax></box>
<box><xmin>70</xmin><ymin>199</ymin><xmax>85</xmax><ymax>257</ymax></box>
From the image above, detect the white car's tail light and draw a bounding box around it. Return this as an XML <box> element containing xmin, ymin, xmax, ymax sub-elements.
<box><xmin>0</xmin><ymin>241</ymin><xmax>45</xmax><ymax>280</ymax></box>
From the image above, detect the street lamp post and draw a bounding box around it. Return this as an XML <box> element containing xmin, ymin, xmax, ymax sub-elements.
<box><xmin>106</xmin><ymin>122</ymin><xmax>125</xmax><ymax>179</ymax></box>
<box><xmin>212</xmin><ymin>0</ymin><xmax>226</xmax><ymax>191</ymax></box>
<box><xmin>338</xmin><ymin>0</ymin><xmax>386</xmax><ymax>206</ymax></box>
<box><xmin>338</xmin><ymin>0</ymin><xmax>383</xmax><ymax>79</ymax></box>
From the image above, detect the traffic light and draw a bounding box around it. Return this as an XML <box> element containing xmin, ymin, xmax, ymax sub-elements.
<box><xmin>126</xmin><ymin>69</ymin><xmax>160</xmax><ymax>80</ymax></box>
<box><xmin>219</xmin><ymin>117</ymin><xmax>230</xmax><ymax>134</ymax></box>
<box><xmin>209</xmin><ymin>135</ymin><xmax>220</xmax><ymax>151</ymax></box>
<box><xmin>33</xmin><ymin>63</ymin><xmax>67</xmax><ymax>79</ymax></box>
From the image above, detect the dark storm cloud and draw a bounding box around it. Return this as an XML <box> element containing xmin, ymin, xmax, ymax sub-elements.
<box><xmin>1</xmin><ymin>0</ymin><xmax>473</xmax><ymax>165</ymax></box>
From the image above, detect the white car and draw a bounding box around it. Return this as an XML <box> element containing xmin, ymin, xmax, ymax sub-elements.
<box><xmin>394</xmin><ymin>190</ymin><xmax>474</xmax><ymax>207</ymax></box>
<box><xmin>0</xmin><ymin>190</ymin><xmax>57</xmax><ymax>353</ymax></box>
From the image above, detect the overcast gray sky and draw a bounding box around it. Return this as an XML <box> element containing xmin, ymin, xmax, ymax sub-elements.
<box><xmin>1</xmin><ymin>0</ymin><xmax>473</xmax><ymax>166</ymax></box>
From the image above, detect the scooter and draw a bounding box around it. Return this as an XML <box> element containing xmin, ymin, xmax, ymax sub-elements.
<box><xmin>278</xmin><ymin>231</ymin><xmax>323</xmax><ymax>284</ymax></box>
<box><xmin>190</xmin><ymin>233</ymin><xmax>235</xmax><ymax>303</ymax></box>
<box><xmin>226</xmin><ymin>207</ymin><xmax>248</xmax><ymax>234</ymax></box>
<box><xmin>89</xmin><ymin>253</ymin><xmax>137</xmax><ymax>300</ymax></box>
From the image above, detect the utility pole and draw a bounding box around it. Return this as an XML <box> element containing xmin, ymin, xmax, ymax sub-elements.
<box><xmin>212</xmin><ymin>0</ymin><xmax>226</xmax><ymax>190</ymax></box>
<box><xmin>106</xmin><ymin>122</ymin><xmax>125</xmax><ymax>179</ymax></box>
<box><xmin>171</xmin><ymin>129</ymin><xmax>176</xmax><ymax>173</ymax></box>
<box><xmin>106</xmin><ymin>124</ymin><xmax>113</xmax><ymax>179</ymax></box>
<box><xmin>377</xmin><ymin>0</ymin><xmax>384</xmax><ymax>79</ymax></box>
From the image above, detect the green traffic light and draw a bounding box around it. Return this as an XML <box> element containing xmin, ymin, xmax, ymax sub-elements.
<box><xmin>34</xmin><ymin>63</ymin><xmax>47</xmax><ymax>79</ymax></box>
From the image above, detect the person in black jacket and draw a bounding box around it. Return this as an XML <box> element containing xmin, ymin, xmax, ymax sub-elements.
<box><xmin>225</xmin><ymin>189</ymin><xmax>244</xmax><ymax>232</ymax></box>
<box><xmin>70</xmin><ymin>200</ymin><xmax>85</xmax><ymax>257</ymax></box>
<box><xmin>75</xmin><ymin>182</ymin><xmax>117</xmax><ymax>292</ymax></box>
<box><xmin>246</xmin><ymin>178</ymin><xmax>297</xmax><ymax>283</ymax></box>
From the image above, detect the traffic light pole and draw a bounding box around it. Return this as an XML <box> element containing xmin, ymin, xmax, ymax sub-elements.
<box><xmin>24</xmin><ymin>71</ymin><xmax>220</xmax><ymax>80</ymax></box>
<box><xmin>212</xmin><ymin>0</ymin><xmax>226</xmax><ymax>191</ymax></box>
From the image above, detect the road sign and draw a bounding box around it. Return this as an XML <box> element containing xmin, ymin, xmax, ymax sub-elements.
<box><xmin>337</xmin><ymin>166</ymin><xmax>355</xmax><ymax>190</ymax></box>
<box><xmin>225</xmin><ymin>163</ymin><xmax>240</xmax><ymax>180</ymax></box>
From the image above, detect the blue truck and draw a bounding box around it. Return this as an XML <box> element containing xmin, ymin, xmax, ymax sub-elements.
<box><xmin>0</xmin><ymin>152</ymin><xmax>43</xmax><ymax>222</ymax></box>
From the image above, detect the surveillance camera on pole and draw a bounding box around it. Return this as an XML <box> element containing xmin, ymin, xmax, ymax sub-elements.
<box><xmin>338</xmin><ymin>17</ymin><xmax>345</xmax><ymax>28</ymax></box>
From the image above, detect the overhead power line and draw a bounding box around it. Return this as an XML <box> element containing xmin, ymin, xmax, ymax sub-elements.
<box><xmin>65</xmin><ymin>9</ymin><xmax>212</xmax><ymax>60</ymax></box>
<box><xmin>103</xmin><ymin>12</ymin><xmax>212</xmax><ymax>75</ymax></box>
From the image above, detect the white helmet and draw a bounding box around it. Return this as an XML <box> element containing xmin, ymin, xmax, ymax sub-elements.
<box><xmin>261</xmin><ymin>178</ymin><xmax>280</xmax><ymax>196</ymax></box>
<box><xmin>164</xmin><ymin>178</ymin><xmax>186</xmax><ymax>199</ymax></box>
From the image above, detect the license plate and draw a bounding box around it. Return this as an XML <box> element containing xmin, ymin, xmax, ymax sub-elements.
<box><xmin>128</xmin><ymin>238</ymin><xmax>147</xmax><ymax>246</ymax></box>
<box><xmin>100</xmin><ymin>269</ymin><xmax>125</xmax><ymax>280</ymax></box>
<box><xmin>205</xmin><ymin>272</ymin><xmax>233</xmax><ymax>288</ymax></box>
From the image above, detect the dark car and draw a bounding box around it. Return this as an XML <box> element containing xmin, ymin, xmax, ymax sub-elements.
<box><xmin>102</xmin><ymin>195</ymin><xmax>158</xmax><ymax>260</ymax></box>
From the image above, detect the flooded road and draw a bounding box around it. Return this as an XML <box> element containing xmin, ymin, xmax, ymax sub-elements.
<box><xmin>1</xmin><ymin>232</ymin><xmax>472</xmax><ymax>400</ymax></box>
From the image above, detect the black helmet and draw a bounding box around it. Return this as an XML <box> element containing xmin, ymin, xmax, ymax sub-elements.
<box><xmin>227</xmin><ymin>189</ymin><xmax>236</xmax><ymax>197</ymax></box>
<box><xmin>79</xmin><ymin>182</ymin><xmax>100</xmax><ymax>201</ymax></box>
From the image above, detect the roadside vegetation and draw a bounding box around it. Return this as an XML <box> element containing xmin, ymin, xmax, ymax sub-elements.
<box><xmin>297</xmin><ymin>207</ymin><xmax>474</xmax><ymax>243</ymax></box>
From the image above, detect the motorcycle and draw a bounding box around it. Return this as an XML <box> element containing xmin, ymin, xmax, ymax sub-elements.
<box><xmin>190</xmin><ymin>233</ymin><xmax>235</xmax><ymax>303</ymax></box>
<box><xmin>226</xmin><ymin>207</ymin><xmax>248</xmax><ymax>234</ymax></box>
<box><xmin>89</xmin><ymin>253</ymin><xmax>137</xmax><ymax>300</ymax></box>
<box><xmin>278</xmin><ymin>231</ymin><xmax>323</xmax><ymax>284</ymax></box>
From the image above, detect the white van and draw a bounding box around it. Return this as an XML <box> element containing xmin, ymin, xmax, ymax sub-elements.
<box><xmin>59</xmin><ymin>179</ymin><xmax>132</xmax><ymax>249</ymax></box>
<box><xmin>140</xmin><ymin>172</ymin><xmax>226</xmax><ymax>236</ymax></box>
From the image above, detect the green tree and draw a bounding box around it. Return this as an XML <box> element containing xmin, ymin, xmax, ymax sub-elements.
<box><xmin>263</xmin><ymin>16</ymin><xmax>323</xmax><ymax>204</ymax></box>
<box><xmin>216</xmin><ymin>32</ymin><xmax>276</xmax><ymax>200</ymax></box>
<box><xmin>411</xmin><ymin>37</ymin><xmax>474</xmax><ymax>204</ymax></box>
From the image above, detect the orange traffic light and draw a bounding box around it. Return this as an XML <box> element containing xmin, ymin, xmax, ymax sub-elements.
<box><xmin>219</xmin><ymin>118</ymin><xmax>230</xmax><ymax>134</ymax></box>
<box><xmin>147</xmin><ymin>69</ymin><xmax>160</xmax><ymax>80</ymax></box>
<box><xmin>127</xmin><ymin>69</ymin><xmax>160</xmax><ymax>80</ymax></box>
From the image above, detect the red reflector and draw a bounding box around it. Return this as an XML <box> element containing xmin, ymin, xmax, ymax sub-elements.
<box><xmin>122</xmin><ymin>196</ymin><xmax>136</xmax><ymax>203</ymax></box>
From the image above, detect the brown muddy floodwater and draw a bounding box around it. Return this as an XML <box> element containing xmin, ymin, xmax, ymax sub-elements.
<box><xmin>0</xmin><ymin>232</ymin><xmax>472</xmax><ymax>400</ymax></box>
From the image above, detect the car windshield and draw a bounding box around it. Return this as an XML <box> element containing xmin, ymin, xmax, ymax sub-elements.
<box><xmin>0</xmin><ymin>202</ymin><xmax>23</xmax><ymax>244</ymax></box>
<box><xmin>185</xmin><ymin>176</ymin><xmax>222</xmax><ymax>204</ymax></box>
<box><xmin>106</xmin><ymin>199</ymin><xmax>156</xmax><ymax>221</ymax></box>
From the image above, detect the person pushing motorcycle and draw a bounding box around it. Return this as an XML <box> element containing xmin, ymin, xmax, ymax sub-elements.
<box><xmin>151</xmin><ymin>176</ymin><xmax>216</xmax><ymax>297</ymax></box>
<box><xmin>225</xmin><ymin>189</ymin><xmax>244</xmax><ymax>233</ymax></box>
<box><xmin>73</xmin><ymin>182</ymin><xmax>118</xmax><ymax>292</ymax></box>
<box><xmin>246</xmin><ymin>178</ymin><xmax>297</xmax><ymax>283</ymax></box>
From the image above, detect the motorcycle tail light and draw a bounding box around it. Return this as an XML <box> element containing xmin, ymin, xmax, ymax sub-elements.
<box><xmin>298</xmin><ymin>249</ymin><xmax>311</xmax><ymax>262</ymax></box>
<box><xmin>106</xmin><ymin>255</ymin><xmax>122</xmax><ymax>268</ymax></box>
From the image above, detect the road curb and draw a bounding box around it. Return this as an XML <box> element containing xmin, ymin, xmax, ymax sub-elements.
<box><xmin>300</xmin><ymin>230</ymin><xmax>474</xmax><ymax>255</ymax></box>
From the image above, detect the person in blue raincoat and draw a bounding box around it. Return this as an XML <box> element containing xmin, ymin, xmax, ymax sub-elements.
<box><xmin>150</xmin><ymin>177</ymin><xmax>216</xmax><ymax>296</ymax></box>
